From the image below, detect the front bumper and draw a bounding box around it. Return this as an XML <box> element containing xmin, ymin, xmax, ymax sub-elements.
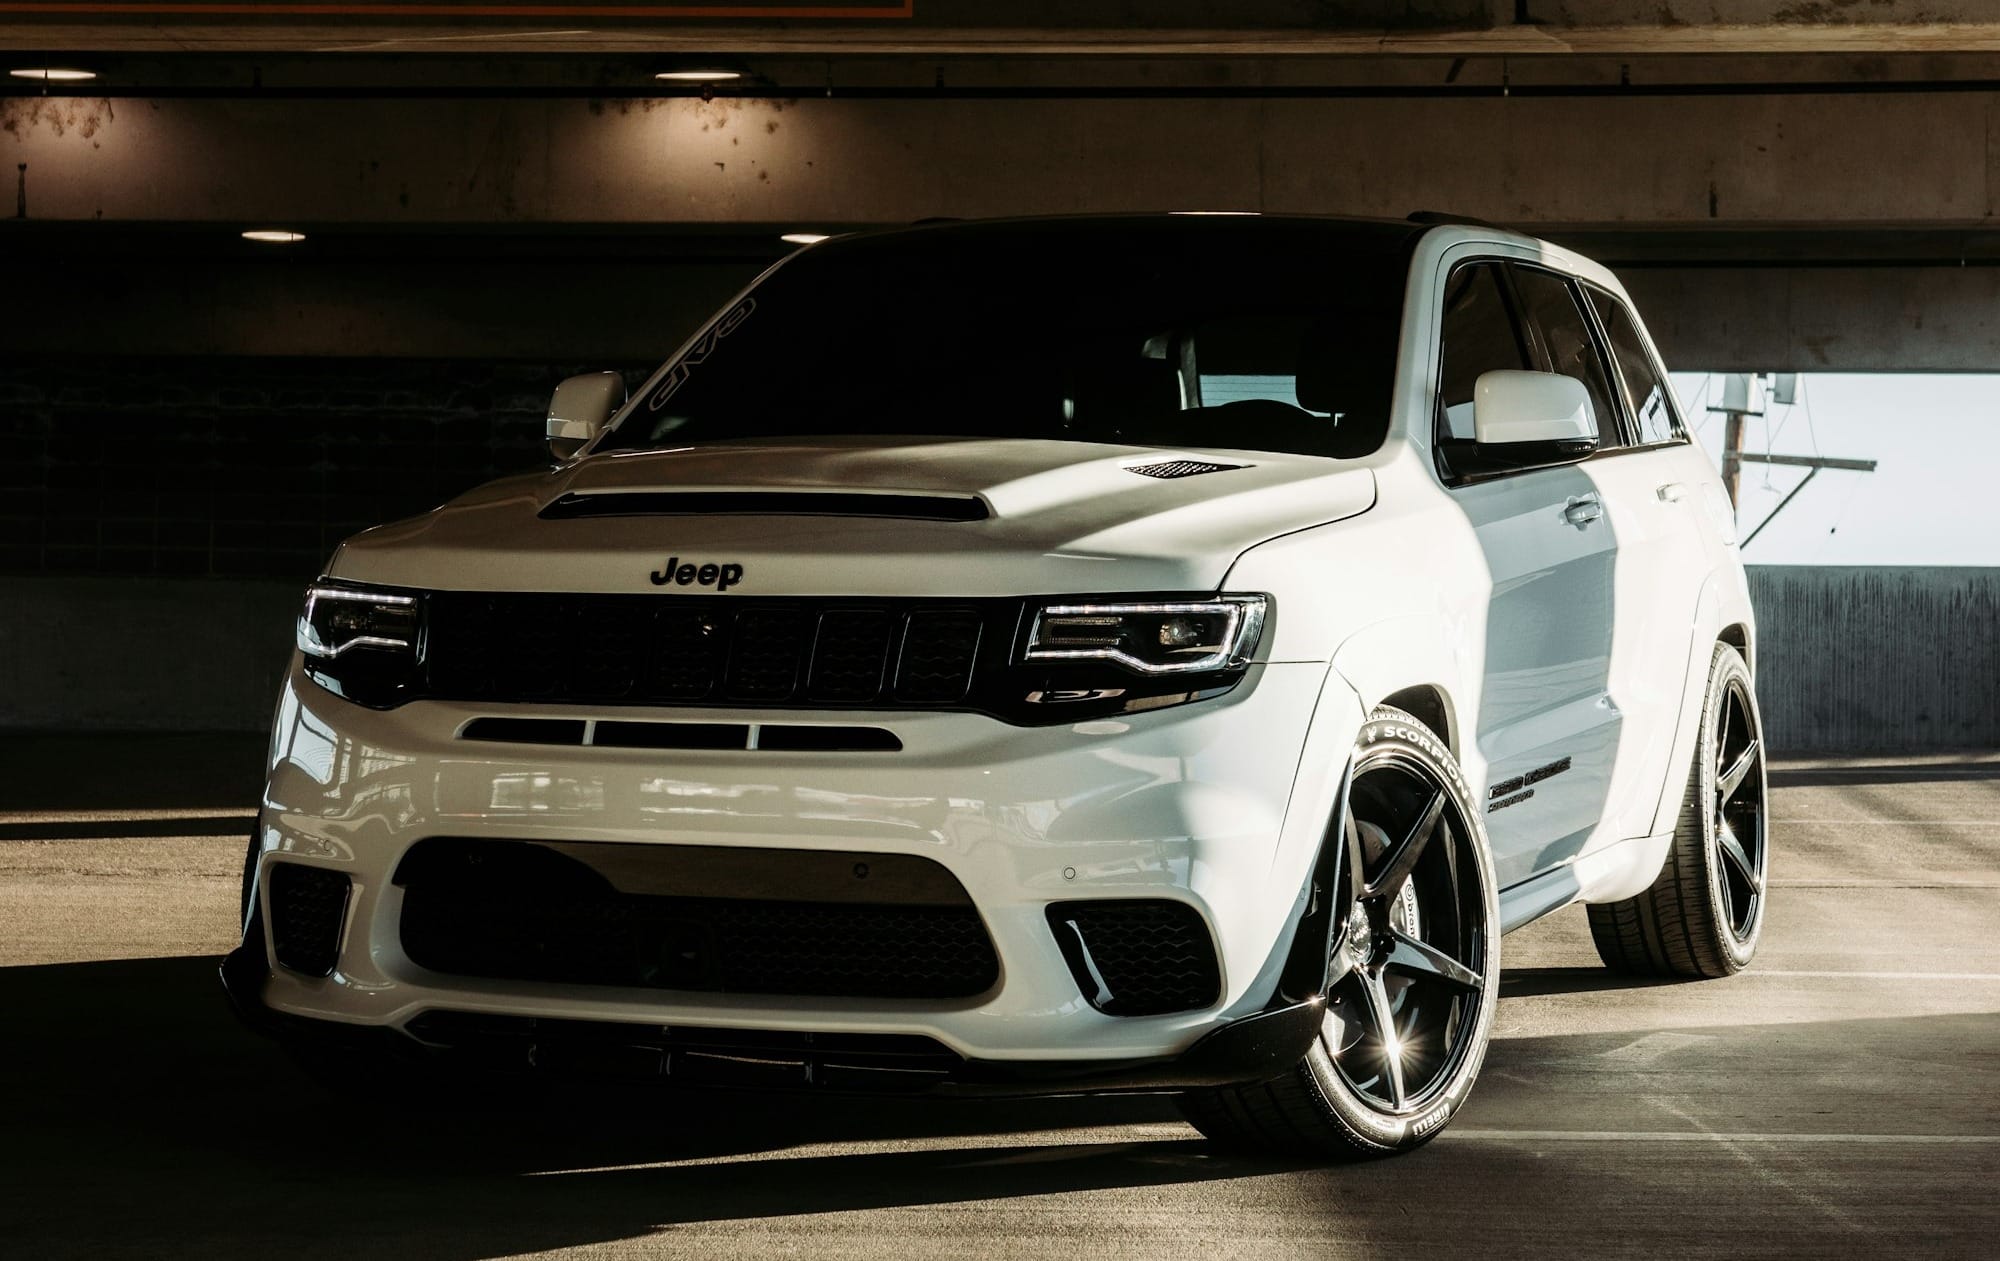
<box><xmin>221</xmin><ymin>913</ymin><xmax>1327</xmax><ymax>1096</ymax></box>
<box><xmin>237</xmin><ymin>656</ymin><xmax>1358</xmax><ymax>1068</ymax></box>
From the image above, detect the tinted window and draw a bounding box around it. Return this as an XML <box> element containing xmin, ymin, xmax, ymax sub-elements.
<box><xmin>1589</xmin><ymin>289</ymin><xmax>1680</xmax><ymax>445</ymax></box>
<box><xmin>600</xmin><ymin>220</ymin><xmax>1415</xmax><ymax>460</ymax></box>
<box><xmin>1511</xmin><ymin>267</ymin><xmax>1618</xmax><ymax>445</ymax></box>
<box><xmin>1435</xmin><ymin>262</ymin><xmax>1531</xmax><ymax>441</ymax></box>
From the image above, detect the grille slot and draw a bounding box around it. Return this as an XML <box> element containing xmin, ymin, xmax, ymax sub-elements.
<box><xmin>1047</xmin><ymin>899</ymin><xmax>1221</xmax><ymax>1016</ymax></box>
<box><xmin>423</xmin><ymin>594</ymin><xmax>1008</xmax><ymax>713</ymax></box>
<box><xmin>267</xmin><ymin>862</ymin><xmax>353</xmax><ymax>978</ymax></box>
<box><xmin>395</xmin><ymin>839</ymin><xmax>998</xmax><ymax>1001</ymax></box>
<box><xmin>458</xmin><ymin>718</ymin><xmax>900</xmax><ymax>753</ymax></box>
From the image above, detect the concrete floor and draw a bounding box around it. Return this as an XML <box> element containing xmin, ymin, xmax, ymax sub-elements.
<box><xmin>2</xmin><ymin>736</ymin><xmax>1996</xmax><ymax>1259</ymax></box>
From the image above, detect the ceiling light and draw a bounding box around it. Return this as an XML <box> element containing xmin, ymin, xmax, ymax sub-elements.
<box><xmin>10</xmin><ymin>68</ymin><xmax>96</xmax><ymax>82</ymax></box>
<box><xmin>1169</xmin><ymin>210</ymin><xmax>1259</xmax><ymax>216</ymax></box>
<box><xmin>655</xmin><ymin>69</ymin><xmax>743</xmax><ymax>83</ymax></box>
<box><xmin>781</xmin><ymin>233</ymin><xmax>829</xmax><ymax>246</ymax></box>
<box><xmin>241</xmin><ymin>229</ymin><xmax>307</xmax><ymax>244</ymax></box>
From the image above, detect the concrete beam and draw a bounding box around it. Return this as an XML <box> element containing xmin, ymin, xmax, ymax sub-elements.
<box><xmin>8</xmin><ymin>231</ymin><xmax>1997</xmax><ymax>370</ymax></box>
<box><xmin>13</xmin><ymin>3</ymin><xmax>2000</xmax><ymax>55</ymax></box>
<box><xmin>1622</xmin><ymin>266</ymin><xmax>2000</xmax><ymax>372</ymax></box>
<box><xmin>5</xmin><ymin>90</ymin><xmax>1998</xmax><ymax>228</ymax></box>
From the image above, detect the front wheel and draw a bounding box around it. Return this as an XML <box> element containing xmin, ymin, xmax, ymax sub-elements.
<box><xmin>1180</xmin><ymin>706</ymin><xmax>1502</xmax><ymax>1159</ymax></box>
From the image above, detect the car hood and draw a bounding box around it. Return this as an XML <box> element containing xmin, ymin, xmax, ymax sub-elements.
<box><xmin>330</xmin><ymin>436</ymin><xmax>1376</xmax><ymax>596</ymax></box>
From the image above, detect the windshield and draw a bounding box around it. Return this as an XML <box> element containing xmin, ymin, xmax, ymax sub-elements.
<box><xmin>601</xmin><ymin>218</ymin><xmax>1417</xmax><ymax>460</ymax></box>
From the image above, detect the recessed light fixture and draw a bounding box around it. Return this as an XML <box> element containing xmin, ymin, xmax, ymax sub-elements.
<box><xmin>781</xmin><ymin>233</ymin><xmax>830</xmax><ymax>246</ymax></box>
<box><xmin>9</xmin><ymin>67</ymin><xmax>97</xmax><ymax>82</ymax></box>
<box><xmin>1169</xmin><ymin>210</ymin><xmax>1260</xmax><ymax>216</ymax></box>
<box><xmin>241</xmin><ymin>229</ymin><xmax>307</xmax><ymax>244</ymax></box>
<box><xmin>655</xmin><ymin>69</ymin><xmax>743</xmax><ymax>83</ymax></box>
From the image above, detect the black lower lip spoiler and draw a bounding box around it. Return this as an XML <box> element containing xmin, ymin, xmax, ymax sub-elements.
<box><xmin>219</xmin><ymin>922</ymin><xmax>1323</xmax><ymax>1098</ymax></box>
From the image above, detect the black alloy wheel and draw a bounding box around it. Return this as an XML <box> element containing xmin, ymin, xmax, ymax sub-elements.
<box><xmin>1180</xmin><ymin>707</ymin><xmax>1501</xmax><ymax>1157</ymax></box>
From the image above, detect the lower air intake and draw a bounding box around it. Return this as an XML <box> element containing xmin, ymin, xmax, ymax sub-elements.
<box><xmin>267</xmin><ymin>862</ymin><xmax>353</xmax><ymax>978</ymax></box>
<box><xmin>1047</xmin><ymin>899</ymin><xmax>1221</xmax><ymax>1016</ymax></box>
<box><xmin>394</xmin><ymin>838</ymin><xmax>999</xmax><ymax>1001</ymax></box>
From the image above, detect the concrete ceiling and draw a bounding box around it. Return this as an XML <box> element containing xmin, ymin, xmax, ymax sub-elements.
<box><xmin>9</xmin><ymin>1</ymin><xmax>2000</xmax><ymax>56</ymax></box>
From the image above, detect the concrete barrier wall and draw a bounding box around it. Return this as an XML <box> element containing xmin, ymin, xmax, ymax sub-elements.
<box><xmin>0</xmin><ymin>577</ymin><xmax>298</xmax><ymax>734</ymax></box>
<box><xmin>3</xmin><ymin>566</ymin><xmax>1997</xmax><ymax>750</ymax></box>
<box><xmin>1746</xmin><ymin>566</ymin><xmax>2000</xmax><ymax>754</ymax></box>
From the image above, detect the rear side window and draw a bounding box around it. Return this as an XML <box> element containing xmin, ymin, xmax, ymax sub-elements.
<box><xmin>1511</xmin><ymin>267</ymin><xmax>1619</xmax><ymax>445</ymax></box>
<box><xmin>1436</xmin><ymin>262</ymin><xmax>1532</xmax><ymax>441</ymax></box>
<box><xmin>1589</xmin><ymin>289</ymin><xmax>1681</xmax><ymax>446</ymax></box>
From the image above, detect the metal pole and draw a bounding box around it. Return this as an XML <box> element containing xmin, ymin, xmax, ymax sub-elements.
<box><xmin>1740</xmin><ymin>466</ymin><xmax>1819</xmax><ymax>548</ymax></box>
<box><xmin>1721</xmin><ymin>409</ymin><xmax>1746</xmax><ymax>511</ymax></box>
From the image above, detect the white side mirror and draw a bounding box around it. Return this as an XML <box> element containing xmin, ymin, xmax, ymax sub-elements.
<box><xmin>1472</xmin><ymin>370</ymin><xmax>1598</xmax><ymax>446</ymax></box>
<box><xmin>547</xmin><ymin>372</ymin><xmax>627</xmax><ymax>461</ymax></box>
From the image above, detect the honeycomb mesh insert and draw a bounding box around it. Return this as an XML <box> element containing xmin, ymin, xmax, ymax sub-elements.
<box><xmin>267</xmin><ymin>862</ymin><xmax>353</xmax><ymax>978</ymax></box>
<box><xmin>1047</xmin><ymin>899</ymin><xmax>1221</xmax><ymax>1016</ymax></box>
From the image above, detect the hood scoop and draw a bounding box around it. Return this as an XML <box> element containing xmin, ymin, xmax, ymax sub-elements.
<box><xmin>1125</xmin><ymin>459</ymin><xmax>1247</xmax><ymax>480</ymax></box>
<box><xmin>540</xmin><ymin>490</ymin><xmax>990</xmax><ymax>523</ymax></box>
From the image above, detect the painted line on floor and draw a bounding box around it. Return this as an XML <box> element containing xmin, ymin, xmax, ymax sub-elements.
<box><xmin>1773</xmin><ymin>818</ymin><xmax>2000</xmax><ymax>825</ymax></box>
<box><xmin>0</xmin><ymin>809</ymin><xmax>257</xmax><ymax>825</ymax></box>
<box><xmin>1448</xmin><ymin>1130</ymin><xmax>2000</xmax><ymax>1144</ymax></box>
<box><xmin>1773</xmin><ymin>881</ymin><xmax>2000</xmax><ymax>889</ymax></box>
<box><xmin>1748</xmin><ymin>969</ymin><xmax>2000</xmax><ymax>981</ymax></box>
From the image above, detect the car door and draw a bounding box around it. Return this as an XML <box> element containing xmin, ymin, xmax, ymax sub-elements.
<box><xmin>1572</xmin><ymin>284</ymin><xmax>1714</xmax><ymax>843</ymax></box>
<box><xmin>1434</xmin><ymin>259</ymin><xmax>1622</xmax><ymax>890</ymax></box>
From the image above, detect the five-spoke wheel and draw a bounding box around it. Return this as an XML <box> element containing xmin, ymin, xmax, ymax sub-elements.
<box><xmin>1589</xmin><ymin>642</ymin><xmax>1769</xmax><ymax>977</ymax></box>
<box><xmin>1181</xmin><ymin>707</ymin><xmax>1501</xmax><ymax>1157</ymax></box>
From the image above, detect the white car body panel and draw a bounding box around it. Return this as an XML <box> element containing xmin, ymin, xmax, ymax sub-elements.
<box><xmin>242</xmin><ymin>219</ymin><xmax>1756</xmax><ymax>1067</ymax></box>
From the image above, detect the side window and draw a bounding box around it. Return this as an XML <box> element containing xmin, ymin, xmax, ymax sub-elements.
<box><xmin>1510</xmin><ymin>267</ymin><xmax>1621</xmax><ymax>446</ymax></box>
<box><xmin>1588</xmin><ymin>289</ymin><xmax>1681</xmax><ymax>446</ymax></box>
<box><xmin>1436</xmin><ymin>262</ymin><xmax>1532</xmax><ymax>441</ymax></box>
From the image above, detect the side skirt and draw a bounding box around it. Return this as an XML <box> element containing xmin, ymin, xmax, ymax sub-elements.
<box><xmin>1497</xmin><ymin>864</ymin><xmax>1581</xmax><ymax>936</ymax></box>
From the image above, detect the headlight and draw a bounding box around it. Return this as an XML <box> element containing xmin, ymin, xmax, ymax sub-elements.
<box><xmin>1010</xmin><ymin>594</ymin><xmax>1268</xmax><ymax>718</ymax></box>
<box><xmin>1024</xmin><ymin>598</ymin><xmax>1266</xmax><ymax>675</ymax></box>
<box><xmin>297</xmin><ymin>579</ymin><xmax>424</xmax><ymax>707</ymax></box>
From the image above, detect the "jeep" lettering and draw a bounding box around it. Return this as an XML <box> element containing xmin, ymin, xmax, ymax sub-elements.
<box><xmin>649</xmin><ymin>557</ymin><xmax>744</xmax><ymax>591</ymax></box>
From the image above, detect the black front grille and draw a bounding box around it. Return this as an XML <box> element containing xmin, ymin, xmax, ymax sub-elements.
<box><xmin>1048</xmin><ymin>899</ymin><xmax>1221</xmax><ymax>1016</ymax></box>
<box><xmin>267</xmin><ymin>862</ymin><xmax>353</xmax><ymax>978</ymax></box>
<box><xmin>395</xmin><ymin>839</ymin><xmax>1000</xmax><ymax>1001</ymax></box>
<box><xmin>424</xmin><ymin>594</ymin><xmax>1014</xmax><ymax>711</ymax></box>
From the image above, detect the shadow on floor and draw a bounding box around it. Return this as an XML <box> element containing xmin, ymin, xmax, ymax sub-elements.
<box><xmin>4</xmin><ymin>955</ymin><xmax>1996</xmax><ymax>1259</ymax></box>
<box><xmin>1497</xmin><ymin>966</ymin><xmax>1695</xmax><ymax>999</ymax></box>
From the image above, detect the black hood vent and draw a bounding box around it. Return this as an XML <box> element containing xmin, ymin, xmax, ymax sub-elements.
<box><xmin>1125</xmin><ymin>459</ymin><xmax>1246</xmax><ymax>480</ymax></box>
<box><xmin>540</xmin><ymin>491</ymin><xmax>989</xmax><ymax>522</ymax></box>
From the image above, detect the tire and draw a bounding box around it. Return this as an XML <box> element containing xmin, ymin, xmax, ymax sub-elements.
<box><xmin>1180</xmin><ymin>706</ymin><xmax>1502</xmax><ymax>1159</ymax></box>
<box><xmin>1588</xmin><ymin>642</ymin><xmax>1769</xmax><ymax>979</ymax></box>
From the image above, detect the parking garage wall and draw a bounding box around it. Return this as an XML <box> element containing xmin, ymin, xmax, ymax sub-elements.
<box><xmin>0</xmin><ymin>356</ymin><xmax>648</xmax><ymax>580</ymax></box>
<box><xmin>1747</xmin><ymin>566</ymin><xmax>2000</xmax><ymax>754</ymax></box>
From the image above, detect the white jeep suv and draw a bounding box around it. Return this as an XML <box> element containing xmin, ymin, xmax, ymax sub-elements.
<box><xmin>224</xmin><ymin>214</ymin><xmax>1767</xmax><ymax>1159</ymax></box>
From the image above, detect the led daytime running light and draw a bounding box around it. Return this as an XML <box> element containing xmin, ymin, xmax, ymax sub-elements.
<box><xmin>298</xmin><ymin>584</ymin><xmax>418</xmax><ymax>659</ymax></box>
<box><xmin>1024</xmin><ymin>597</ymin><xmax>1266</xmax><ymax>675</ymax></box>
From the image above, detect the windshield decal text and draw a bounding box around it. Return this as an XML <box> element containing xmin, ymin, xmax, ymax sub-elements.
<box><xmin>648</xmin><ymin>298</ymin><xmax>757</xmax><ymax>412</ymax></box>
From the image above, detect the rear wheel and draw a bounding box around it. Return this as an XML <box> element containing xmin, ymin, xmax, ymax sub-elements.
<box><xmin>1180</xmin><ymin>707</ymin><xmax>1501</xmax><ymax>1159</ymax></box>
<box><xmin>1588</xmin><ymin>642</ymin><xmax>1769</xmax><ymax>978</ymax></box>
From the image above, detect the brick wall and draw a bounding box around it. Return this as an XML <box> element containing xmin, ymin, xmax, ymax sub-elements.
<box><xmin>0</xmin><ymin>357</ymin><xmax>648</xmax><ymax>580</ymax></box>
